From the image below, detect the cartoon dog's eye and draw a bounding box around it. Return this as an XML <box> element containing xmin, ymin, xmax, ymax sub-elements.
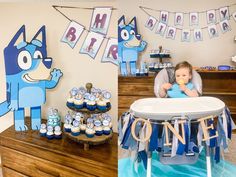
<box><xmin>130</xmin><ymin>30</ymin><xmax>135</xmax><ymax>35</ymax></box>
<box><xmin>121</xmin><ymin>29</ymin><xmax>129</xmax><ymax>40</ymax></box>
<box><xmin>18</xmin><ymin>51</ymin><xmax>32</xmax><ymax>70</ymax></box>
<box><xmin>33</xmin><ymin>50</ymin><xmax>43</xmax><ymax>59</ymax></box>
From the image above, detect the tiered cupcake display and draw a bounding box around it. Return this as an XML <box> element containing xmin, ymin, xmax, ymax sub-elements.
<box><xmin>40</xmin><ymin>108</ymin><xmax>62</xmax><ymax>140</ymax></box>
<box><xmin>66</xmin><ymin>83</ymin><xmax>111</xmax><ymax>112</ymax></box>
<box><xmin>64</xmin><ymin>83</ymin><xmax>113</xmax><ymax>150</ymax></box>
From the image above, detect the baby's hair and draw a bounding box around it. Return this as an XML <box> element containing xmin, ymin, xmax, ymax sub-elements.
<box><xmin>175</xmin><ymin>61</ymin><xmax>193</xmax><ymax>75</ymax></box>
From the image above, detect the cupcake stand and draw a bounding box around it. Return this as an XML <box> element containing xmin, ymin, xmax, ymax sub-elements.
<box><xmin>65</xmin><ymin>83</ymin><xmax>113</xmax><ymax>150</ymax></box>
<box><xmin>129</xmin><ymin>97</ymin><xmax>225</xmax><ymax>177</ymax></box>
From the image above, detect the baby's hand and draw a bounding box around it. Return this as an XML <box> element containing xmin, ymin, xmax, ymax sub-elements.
<box><xmin>179</xmin><ymin>84</ymin><xmax>187</xmax><ymax>92</ymax></box>
<box><xmin>162</xmin><ymin>83</ymin><xmax>172</xmax><ymax>90</ymax></box>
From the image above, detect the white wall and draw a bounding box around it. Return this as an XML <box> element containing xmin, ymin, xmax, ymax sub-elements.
<box><xmin>0</xmin><ymin>1</ymin><xmax>118</xmax><ymax>132</ymax></box>
<box><xmin>118</xmin><ymin>0</ymin><xmax>236</xmax><ymax>67</ymax></box>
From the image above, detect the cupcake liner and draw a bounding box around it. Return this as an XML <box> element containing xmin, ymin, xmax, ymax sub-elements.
<box><xmin>64</xmin><ymin>128</ymin><xmax>71</xmax><ymax>133</ymax></box>
<box><xmin>66</xmin><ymin>102</ymin><xmax>74</xmax><ymax>107</ymax></box>
<box><xmin>95</xmin><ymin>130</ymin><xmax>103</xmax><ymax>136</ymax></box>
<box><xmin>71</xmin><ymin>131</ymin><xmax>80</xmax><ymax>136</ymax></box>
<box><xmin>86</xmin><ymin>133</ymin><xmax>95</xmax><ymax>138</ymax></box>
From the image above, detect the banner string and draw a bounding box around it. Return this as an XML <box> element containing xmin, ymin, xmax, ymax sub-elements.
<box><xmin>139</xmin><ymin>6</ymin><xmax>234</xmax><ymax>31</ymax></box>
<box><xmin>52</xmin><ymin>5</ymin><xmax>116</xmax><ymax>39</ymax></box>
<box><xmin>139</xmin><ymin>3</ymin><xmax>236</xmax><ymax>15</ymax></box>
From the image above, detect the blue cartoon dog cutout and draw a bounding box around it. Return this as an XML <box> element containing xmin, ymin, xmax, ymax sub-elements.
<box><xmin>0</xmin><ymin>25</ymin><xmax>63</xmax><ymax>131</ymax></box>
<box><xmin>118</xmin><ymin>16</ymin><xmax>147</xmax><ymax>75</ymax></box>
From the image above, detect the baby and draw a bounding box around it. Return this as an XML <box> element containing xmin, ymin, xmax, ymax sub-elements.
<box><xmin>159</xmin><ymin>61</ymin><xmax>199</xmax><ymax>98</ymax></box>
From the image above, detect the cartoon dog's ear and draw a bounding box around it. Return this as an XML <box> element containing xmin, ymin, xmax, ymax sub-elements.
<box><xmin>118</xmin><ymin>15</ymin><xmax>126</xmax><ymax>27</ymax></box>
<box><xmin>128</xmin><ymin>17</ymin><xmax>137</xmax><ymax>28</ymax></box>
<box><xmin>31</xmin><ymin>25</ymin><xmax>46</xmax><ymax>46</ymax></box>
<box><xmin>8</xmin><ymin>25</ymin><xmax>26</xmax><ymax>47</ymax></box>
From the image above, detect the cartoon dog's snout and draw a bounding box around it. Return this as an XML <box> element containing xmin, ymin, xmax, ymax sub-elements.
<box><xmin>43</xmin><ymin>58</ymin><xmax>52</xmax><ymax>69</ymax></box>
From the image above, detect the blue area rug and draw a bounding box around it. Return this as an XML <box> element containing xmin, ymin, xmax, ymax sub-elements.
<box><xmin>118</xmin><ymin>152</ymin><xmax>236</xmax><ymax>177</ymax></box>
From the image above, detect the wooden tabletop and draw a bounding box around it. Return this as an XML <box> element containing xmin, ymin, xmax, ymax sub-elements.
<box><xmin>0</xmin><ymin>118</ymin><xmax>117</xmax><ymax>177</ymax></box>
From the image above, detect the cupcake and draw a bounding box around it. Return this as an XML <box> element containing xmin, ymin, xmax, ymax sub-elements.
<box><xmin>80</xmin><ymin>124</ymin><xmax>86</xmax><ymax>133</ymax></box>
<box><xmin>46</xmin><ymin>126</ymin><xmax>54</xmax><ymax>140</ymax></box>
<box><xmin>83</xmin><ymin>93</ymin><xmax>90</xmax><ymax>108</ymax></box>
<box><xmin>64</xmin><ymin>113</ymin><xmax>72</xmax><ymax>132</ymax></box>
<box><xmin>103</xmin><ymin>91</ymin><xmax>111</xmax><ymax>109</ymax></box>
<box><xmin>54</xmin><ymin>126</ymin><xmax>62</xmax><ymax>139</ymax></box>
<box><xmin>85</xmin><ymin>128</ymin><xmax>95</xmax><ymax>138</ymax></box>
<box><xmin>94</xmin><ymin>120</ymin><xmax>103</xmax><ymax>136</ymax></box>
<box><xmin>66</xmin><ymin>87</ymin><xmax>78</xmax><ymax>107</ymax></box>
<box><xmin>86</xmin><ymin>95</ymin><xmax>97</xmax><ymax>111</ymax></box>
<box><xmin>66</xmin><ymin>97</ymin><xmax>74</xmax><ymax>107</ymax></box>
<box><xmin>102</xmin><ymin>120</ymin><xmax>111</xmax><ymax>135</ymax></box>
<box><xmin>97</xmin><ymin>99</ymin><xmax>107</xmax><ymax>111</ymax></box>
<box><xmin>39</xmin><ymin>123</ymin><xmax>47</xmax><ymax>137</ymax></box>
<box><xmin>71</xmin><ymin>120</ymin><xmax>80</xmax><ymax>136</ymax></box>
<box><xmin>74</xmin><ymin>94</ymin><xmax>84</xmax><ymax>109</ymax></box>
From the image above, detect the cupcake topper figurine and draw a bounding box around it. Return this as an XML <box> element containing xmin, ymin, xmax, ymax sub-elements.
<box><xmin>54</xmin><ymin>125</ymin><xmax>61</xmax><ymax>132</ymax></box>
<box><xmin>87</xmin><ymin>117</ymin><xmax>94</xmax><ymax>124</ymax></box>
<box><xmin>94</xmin><ymin>120</ymin><xmax>102</xmax><ymax>127</ymax></box>
<box><xmin>87</xmin><ymin>122</ymin><xmax>94</xmax><ymax>129</ymax></box>
<box><xmin>103</xmin><ymin>91</ymin><xmax>111</xmax><ymax>99</ymax></box>
<box><xmin>40</xmin><ymin>123</ymin><xmax>47</xmax><ymax>130</ymax></box>
<box><xmin>70</xmin><ymin>87</ymin><xmax>79</xmax><ymax>97</ymax></box>
<box><xmin>104</xmin><ymin>114</ymin><xmax>112</xmax><ymax>122</ymax></box>
<box><xmin>48</xmin><ymin>107</ymin><xmax>54</xmax><ymax>116</ymax></box>
<box><xmin>65</xmin><ymin>112</ymin><xmax>72</xmax><ymax>124</ymax></box>
<box><xmin>102</xmin><ymin>120</ymin><xmax>109</xmax><ymax>127</ymax></box>
<box><xmin>72</xmin><ymin>120</ymin><xmax>80</xmax><ymax>127</ymax></box>
<box><xmin>78</xmin><ymin>87</ymin><xmax>87</xmax><ymax>95</ymax></box>
<box><xmin>47</xmin><ymin>125</ymin><xmax>54</xmax><ymax>132</ymax></box>
<box><xmin>89</xmin><ymin>94</ymin><xmax>96</xmax><ymax>101</ymax></box>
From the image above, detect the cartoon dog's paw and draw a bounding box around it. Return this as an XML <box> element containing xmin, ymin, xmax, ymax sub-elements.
<box><xmin>31</xmin><ymin>118</ymin><xmax>41</xmax><ymax>130</ymax></box>
<box><xmin>141</xmin><ymin>41</ymin><xmax>147</xmax><ymax>47</ymax></box>
<box><xmin>15</xmin><ymin>120</ymin><xmax>28</xmax><ymax>131</ymax></box>
<box><xmin>8</xmin><ymin>100</ymin><xmax>18</xmax><ymax>111</ymax></box>
<box><xmin>51</xmin><ymin>68</ymin><xmax>63</xmax><ymax>79</ymax></box>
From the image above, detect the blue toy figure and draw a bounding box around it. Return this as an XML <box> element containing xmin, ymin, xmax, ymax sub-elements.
<box><xmin>0</xmin><ymin>25</ymin><xmax>63</xmax><ymax>131</ymax></box>
<box><xmin>118</xmin><ymin>15</ymin><xmax>147</xmax><ymax>76</ymax></box>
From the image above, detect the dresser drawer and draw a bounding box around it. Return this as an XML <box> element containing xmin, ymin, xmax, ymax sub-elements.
<box><xmin>1</xmin><ymin>147</ymin><xmax>94</xmax><ymax>177</ymax></box>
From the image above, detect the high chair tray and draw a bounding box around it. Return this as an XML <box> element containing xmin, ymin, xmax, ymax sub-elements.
<box><xmin>130</xmin><ymin>96</ymin><xmax>225</xmax><ymax>120</ymax></box>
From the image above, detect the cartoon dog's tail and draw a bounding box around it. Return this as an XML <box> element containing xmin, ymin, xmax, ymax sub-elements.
<box><xmin>0</xmin><ymin>101</ymin><xmax>10</xmax><ymax>116</ymax></box>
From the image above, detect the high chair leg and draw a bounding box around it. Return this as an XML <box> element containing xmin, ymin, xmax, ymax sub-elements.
<box><xmin>147</xmin><ymin>151</ymin><xmax>152</xmax><ymax>177</ymax></box>
<box><xmin>205</xmin><ymin>144</ymin><xmax>212</xmax><ymax>177</ymax></box>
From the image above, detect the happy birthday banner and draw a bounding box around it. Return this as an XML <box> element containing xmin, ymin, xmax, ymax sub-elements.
<box><xmin>53</xmin><ymin>5</ymin><xmax>118</xmax><ymax>65</ymax></box>
<box><xmin>140</xmin><ymin>3</ymin><xmax>236</xmax><ymax>42</ymax></box>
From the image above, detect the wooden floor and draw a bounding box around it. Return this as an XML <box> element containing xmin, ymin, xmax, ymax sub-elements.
<box><xmin>119</xmin><ymin>134</ymin><xmax>236</xmax><ymax>165</ymax></box>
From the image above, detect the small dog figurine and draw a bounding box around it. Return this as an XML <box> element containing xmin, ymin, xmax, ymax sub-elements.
<box><xmin>118</xmin><ymin>16</ymin><xmax>147</xmax><ymax>75</ymax></box>
<box><xmin>0</xmin><ymin>25</ymin><xmax>63</xmax><ymax>131</ymax></box>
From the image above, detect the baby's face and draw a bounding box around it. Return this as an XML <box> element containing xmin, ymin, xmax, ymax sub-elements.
<box><xmin>175</xmin><ymin>67</ymin><xmax>192</xmax><ymax>84</ymax></box>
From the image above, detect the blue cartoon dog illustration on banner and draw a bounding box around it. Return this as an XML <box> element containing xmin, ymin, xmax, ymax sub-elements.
<box><xmin>118</xmin><ymin>16</ymin><xmax>147</xmax><ymax>75</ymax></box>
<box><xmin>0</xmin><ymin>25</ymin><xmax>63</xmax><ymax>131</ymax></box>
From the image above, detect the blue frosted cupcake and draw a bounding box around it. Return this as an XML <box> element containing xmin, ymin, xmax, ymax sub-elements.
<box><xmin>85</xmin><ymin>128</ymin><xmax>95</xmax><ymax>138</ymax></box>
<box><xmin>94</xmin><ymin>120</ymin><xmax>103</xmax><ymax>136</ymax></box>
<box><xmin>71</xmin><ymin>120</ymin><xmax>80</xmax><ymax>136</ymax></box>
<box><xmin>54</xmin><ymin>126</ymin><xmax>62</xmax><ymax>139</ymax></box>
<box><xmin>46</xmin><ymin>126</ymin><xmax>54</xmax><ymax>140</ymax></box>
<box><xmin>67</xmin><ymin>87</ymin><xmax>79</xmax><ymax>107</ymax></box>
<box><xmin>102</xmin><ymin>120</ymin><xmax>111</xmax><ymax>135</ymax></box>
<box><xmin>87</xmin><ymin>95</ymin><xmax>97</xmax><ymax>111</ymax></box>
<box><xmin>64</xmin><ymin>113</ymin><xmax>72</xmax><ymax>132</ymax></box>
<box><xmin>66</xmin><ymin>97</ymin><xmax>74</xmax><ymax>107</ymax></box>
<box><xmin>40</xmin><ymin>123</ymin><xmax>47</xmax><ymax>137</ymax></box>
<box><xmin>97</xmin><ymin>100</ymin><xmax>107</xmax><ymax>111</ymax></box>
<box><xmin>103</xmin><ymin>91</ymin><xmax>111</xmax><ymax>109</ymax></box>
<box><xmin>74</xmin><ymin>95</ymin><xmax>84</xmax><ymax>109</ymax></box>
<box><xmin>87</xmin><ymin>101</ymin><xmax>96</xmax><ymax>111</ymax></box>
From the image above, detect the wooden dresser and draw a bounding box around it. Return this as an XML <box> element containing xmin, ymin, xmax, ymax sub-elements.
<box><xmin>0</xmin><ymin>120</ymin><xmax>117</xmax><ymax>177</ymax></box>
<box><xmin>118</xmin><ymin>71</ymin><xmax>236</xmax><ymax>121</ymax></box>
